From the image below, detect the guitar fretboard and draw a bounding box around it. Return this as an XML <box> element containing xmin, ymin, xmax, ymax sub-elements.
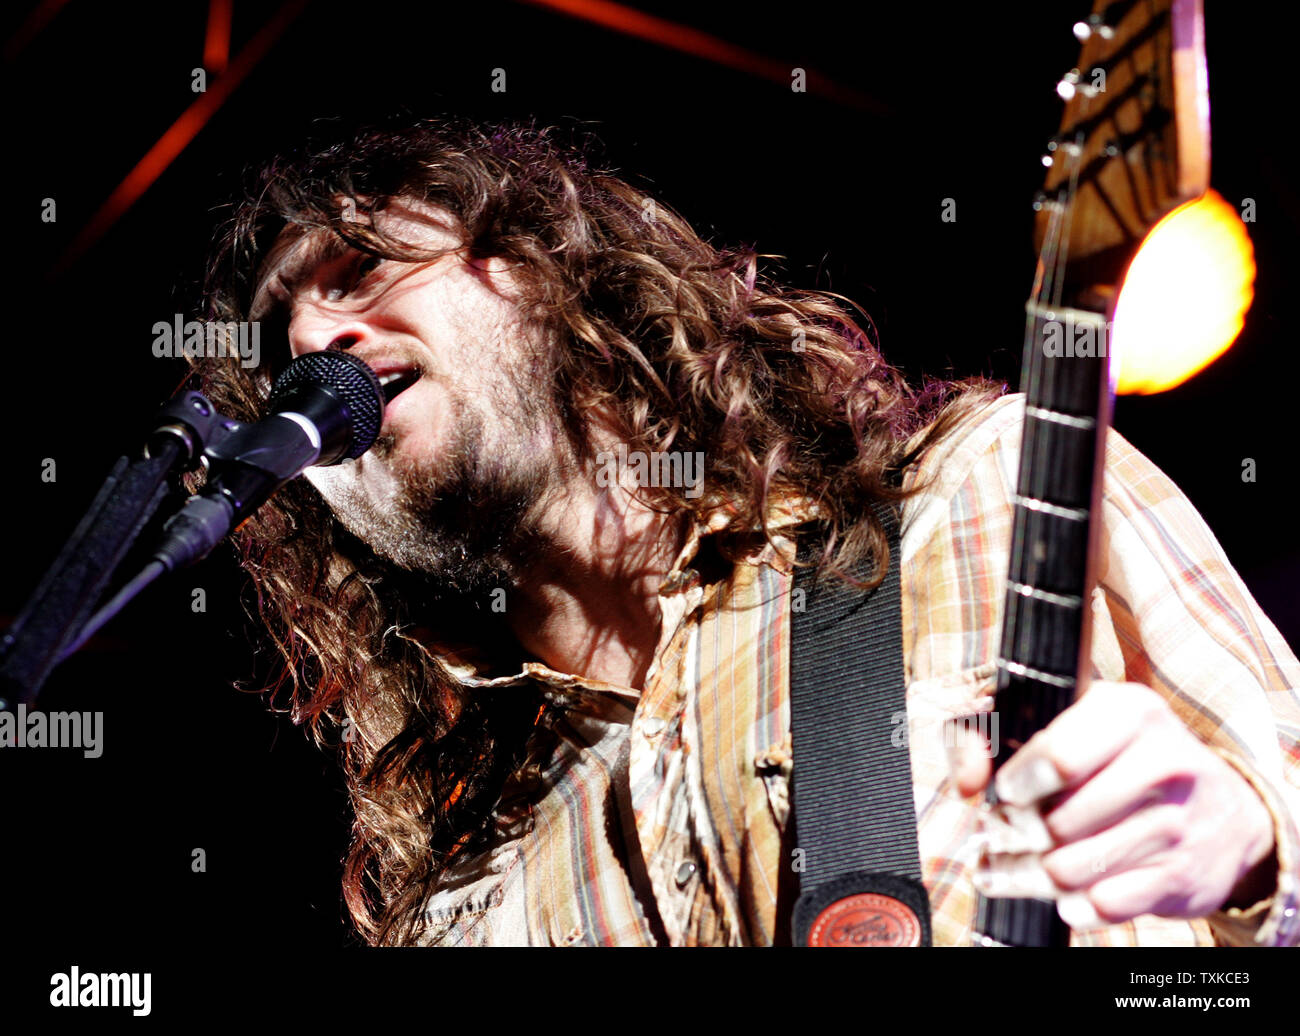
<box><xmin>972</xmin><ymin>0</ymin><xmax>1207</xmax><ymax>950</ymax></box>
<box><xmin>975</xmin><ymin>302</ymin><xmax>1112</xmax><ymax>948</ymax></box>
<box><xmin>1000</xmin><ymin>302</ymin><xmax>1110</xmax><ymax>739</ymax></box>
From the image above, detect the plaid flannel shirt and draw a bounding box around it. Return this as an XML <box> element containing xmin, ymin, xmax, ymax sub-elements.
<box><xmin>415</xmin><ymin>392</ymin><xmax>1300</xmax><ymax>946</ymax></box>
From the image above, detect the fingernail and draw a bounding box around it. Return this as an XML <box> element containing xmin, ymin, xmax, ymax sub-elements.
<box><xmin>1057</xmin><ymin>892</ymin><xmax>1104</xmax><ymax>931</ymax></box>
<box><xmin>996</xmin><ymin>756</ymin><xmax>1063</xmax><ymax>805</ymax></box>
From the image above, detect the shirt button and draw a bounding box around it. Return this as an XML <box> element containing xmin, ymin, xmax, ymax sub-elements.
<box><xmin>643</xmin><ymin>716</ymin><xmax>666</xmax><ymax>737</ymax></box>
<box><xmin>674</xmin><ymin>862</ymin><xmax>697</xmax><ymax>888</ymax></box>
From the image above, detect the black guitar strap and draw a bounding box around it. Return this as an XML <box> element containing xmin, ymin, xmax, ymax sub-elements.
<box><xmin>788</xmin><ymin>501</ymin><xmax>932</xmax><ymax>946</ymax></box>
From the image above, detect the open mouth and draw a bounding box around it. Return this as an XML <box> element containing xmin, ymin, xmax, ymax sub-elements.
<box><xmin>378</xmin><ymin>367</ymin><xmax>421</xmax><ymax>404</ymax></box>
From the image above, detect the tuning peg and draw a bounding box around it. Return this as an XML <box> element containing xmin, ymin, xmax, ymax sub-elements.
<box><xmin>1073</xmin><ymin>16</ymin><xmax>1115</xmax><ymax>42</ymax></box>
<box><xmin>1040</xmin><ymin>136</ymin><xmax>1082</xmax><ymax>166</ymax></box>
<box><xmin>1057</xmin><ymin>67</ymin><xmax>1104</xmax><ymax>101</ymax></box>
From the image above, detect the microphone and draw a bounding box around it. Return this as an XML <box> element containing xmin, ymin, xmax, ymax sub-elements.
<box><xmin>151</xmin><ymin>350</ymin><xmax>385</xmax><ymax>571</ymax></box>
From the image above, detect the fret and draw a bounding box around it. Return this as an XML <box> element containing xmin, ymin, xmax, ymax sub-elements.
<box><xmin>1017</xmin><ymin>413</ymin><xmax>1100</xmax><ymax>509</ymax></box>
<box><xmin>1023</xmin><ymin>306</ymin><xmax>1109</xmax><ymax>415</ymax></box>
<box><xmin>1024</xmin><ymin>404</ymin><xmax>1096</xmax><ymax>431</ymax></box>
<box><xmin>1000</xmin><ymin>585</ymin><xmax>1086</xmax><ymax>677</ymax></box>
<box><xmin>995</xmin><ymin>658</ymin><xmax>1077</xmax><ymax>692</ymax></box>
<box><xmin>1009</xmin><ymin>499</ymin><xmax>1091</xmax><ymax>594</ymax></box>
<box><xmin>1008</xmin><ymin>581</ymin><xmax>1083</xmax><ymax>609</ymax></box>
<box><xmin>1011</xmin><ymin>494</ymin><xmax>1087</xmax><ymax>521</ymax></box>
<box><xmin>1024</xmin><ymin>301</ymin><xmax>1110</xmax><ymax>327</ymax></box>
<box><xmin>994</xmin><ymin>664</ymin><xmax>1076</xmax><ymax>759</ymax></box>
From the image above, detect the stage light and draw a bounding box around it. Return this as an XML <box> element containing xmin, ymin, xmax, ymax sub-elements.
<box><xmin>1111</xmin><ymin>189</ymin><xmax>1255</xmax><ymax>395</ymax></box>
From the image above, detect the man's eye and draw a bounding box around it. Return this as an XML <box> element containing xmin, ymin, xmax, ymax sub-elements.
<box><xmin>323</xmin><ymin>255</ymin><xmax>383</xmax><ymax>302</ymax></box>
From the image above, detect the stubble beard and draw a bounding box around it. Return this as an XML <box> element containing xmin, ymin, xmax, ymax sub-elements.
<box><xmin>320</xmin><ymin>382</ymin><xmax>563</xmax><ymax>603</ymax></box>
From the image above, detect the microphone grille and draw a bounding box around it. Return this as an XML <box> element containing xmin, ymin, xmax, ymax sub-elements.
<box><xmin>267</xmin><ymin>351</ymin><xmax>385</xmax><ymax>459</ymax></box>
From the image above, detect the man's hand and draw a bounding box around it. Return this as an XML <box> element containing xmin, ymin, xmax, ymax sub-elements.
<box><xmin>950</xmin><ymin>680</ymin><xmax>1278</xmax><ymax>930</ymax></box>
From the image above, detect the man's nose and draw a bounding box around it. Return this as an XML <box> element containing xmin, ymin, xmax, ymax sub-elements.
<box><xmin>287</xmin><ymin>306</ymin><xmax>370</xmax><ymax>358</ymax></box>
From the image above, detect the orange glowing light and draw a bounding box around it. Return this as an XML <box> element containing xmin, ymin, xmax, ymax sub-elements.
<box><xmin>1111</xmin><ymin>189</ymin><xmax>1255</xmax><ymax>395</ymax></box>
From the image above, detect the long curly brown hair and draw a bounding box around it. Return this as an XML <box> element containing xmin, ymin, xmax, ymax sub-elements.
<box><xmin>191</xmin><ymin>114</ymin><xmax>1003</xmax><ymax>945</ymax></box>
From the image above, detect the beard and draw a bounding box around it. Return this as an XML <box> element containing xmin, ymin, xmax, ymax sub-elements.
<box><xmin>311</xmin><ymin>379</ymin><xmax>564</xmax><ymax>603</ymax></box>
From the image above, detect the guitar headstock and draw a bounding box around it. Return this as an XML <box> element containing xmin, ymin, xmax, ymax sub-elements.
<box><xmin>1035</xmin><ymin>0</ymin><xmax>1210</xmax><ymax>301</ymax></box>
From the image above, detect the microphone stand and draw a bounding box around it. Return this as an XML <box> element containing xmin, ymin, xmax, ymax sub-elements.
<box><xmin>0</xmin><ymin>390</ymin><xmax>222</xmax><ymax>708</ymax></box>
<box><xmin>3</xmin><ymin>350</ymin><xmax>387</xmax><ymax>707</ymax></box>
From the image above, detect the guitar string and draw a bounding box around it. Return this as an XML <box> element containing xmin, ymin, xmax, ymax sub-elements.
<box><xmin>979</xmin><ymin>18</ymin><xmax>1107</xmax><ymax>946</ymax></box>
<box><xmin>980</xmin><ymin>85</ymin><xmax>1068</xmax><ymax>950</ymax></box>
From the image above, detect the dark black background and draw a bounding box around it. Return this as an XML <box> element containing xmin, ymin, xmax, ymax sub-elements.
<box><xmin>1</xmin><ymin>0</ymin><xmax>1295</xmax><ymax>1006</ymax></box>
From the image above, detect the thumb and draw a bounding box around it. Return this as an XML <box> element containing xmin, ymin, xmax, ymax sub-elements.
<box><xmin>946</xmin><ymin>713</ymin><xmax>993</xmax><ymax>797</ymax></box>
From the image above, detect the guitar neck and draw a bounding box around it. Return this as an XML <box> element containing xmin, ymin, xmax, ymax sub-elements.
<box><xmin>975</xmin><ymin>301</ymin><xmax>1113</xmax><ymax>948</ymax></box>
<box><xmin>1000</xmin><ymin>301</ymin><xmax>1113</xmax><ymax>746</ymax></box>
<box><xmin>972</xmin><ymin>0</ymin><xmax>1209</xmax><ymax>949</ymax></box>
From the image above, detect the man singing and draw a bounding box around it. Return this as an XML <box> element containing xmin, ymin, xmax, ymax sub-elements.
<box><xmin>191</xmin><ymin>116</ymin><xmax>1300</xmax><ymax>946</ymax></box>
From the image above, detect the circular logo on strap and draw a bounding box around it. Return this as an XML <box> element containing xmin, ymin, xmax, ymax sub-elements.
<box><xmin>808</xmin><ymin>893</ymin><xmax>922</xmax><ymax>947</ymax></box>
